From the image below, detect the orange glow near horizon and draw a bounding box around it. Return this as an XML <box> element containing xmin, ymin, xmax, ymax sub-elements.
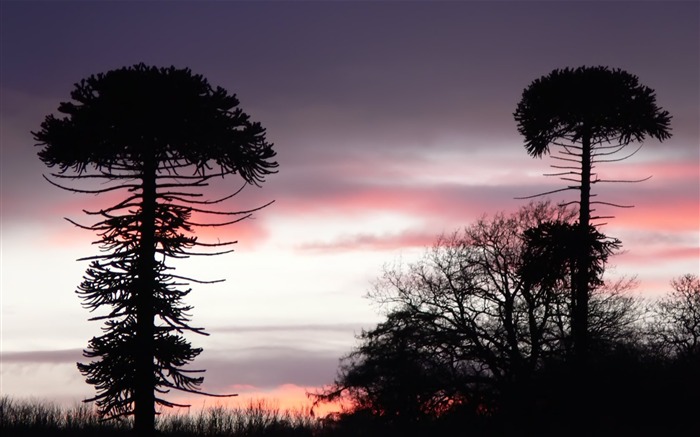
<box><xmin>165</xmin><ymin>384</ymin><xmax>346</xmax><ymax>418</ymax></box>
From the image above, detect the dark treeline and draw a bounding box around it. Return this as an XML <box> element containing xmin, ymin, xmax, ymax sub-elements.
<box><xmin>313</xmin><ymin>202</ymin><xmax>700</xmax><ymax>437</ymax></box>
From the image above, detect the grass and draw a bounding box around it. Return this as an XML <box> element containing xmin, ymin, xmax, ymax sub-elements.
<box><xmin>0</xmin><ymin>396</ymin><xmax>320</xmax><ymax>436</ymax></box>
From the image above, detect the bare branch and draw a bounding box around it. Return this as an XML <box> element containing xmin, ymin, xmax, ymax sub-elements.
<box><xmin>50</xmin><ymin>172</ymin><xmax>135</xmax><ymax>180</ymax></box>
<box><xmin>156</xmin><ymin>181</ymin><xmax>210</xmax><ymax>189</ymax></box>
<box><xmin>65</xmin><ymin>217</ymin><xmax>99</xmax><ymax>231</ymax></box>
<box><xmin>593</xmin><ymin>143</ymin><xmax>644</xmax><ymax>163</ymax></box>
<box><xmin>543</xmin><ymin>171</ymin><xmax>578</xmax><ymax>177</ymax></box>
<box><xmin>552</xmin><ymin>141</ymin><xmax>582</xmax><ymax>150</ymax></box>
<box><xmin>43</xmin><ymin>175</ymin><xmax>138</xmax><ymax>194</ymax></box>
<box><xmin>590</xmin><ymin>201</ymin><xmax>635</xmax><ymax>208</ymax></box>
<box><xmin>594</xmin><ymin>176</ymin><xmax>652</xmax><ymax>184</ymax></box>
<box><xmin>162</xmin><ymin>187</ymin><xmax>245</xmax><ymax>205</ymax></box>
<box><xmin>515</xmin><ymin>186</ymin><xmax>578</xmax><ymax>200</ymax></box>
<box><xmin>188</xmin><ymin>200</ymin><xmax>274</xmax><ymax>216</ymax></box>
<box><xmin>591</xmin><ymin>144</ymin><xmax>627</xmax><ymax>157</ymax></box>
<box><xmin>167</xmin><ymin>274</ymin><xmax>225</xmax><ymax>284</ymax></box>
<box><xmin>557</xmin><ymin>200</ymin><xmax>580</xmax><ymax>207</ymax></box>
<box><xmin>163</xmin><ymin>384</ymin><xmax>238</xmax><ymax>398</ymax></box>
<box><xmin>190</xmin><ymin>240</ymin><xmax>238</xmax><ymax>247</ymax></box>
<box><xmin>178</xmin><ymin>249</ymin><xmax>236</xmax><ymax>257</ymax></box>
<box><xmin>550</xmin><ymin>155</ymin><xmax>582</xmax><ymax>164</ymax></box>
<box><xmin>185</xmin><ymin>214</ymin><xmax>252</xmax><ymax>227</ymax></box>
<box><xmin>550</xmin><ymin>165</ymin><xmax>581</xmax><ymax>171</ymax></box>
<box><xmin>166</xmin><ymin>182</ymin><xmax>248</xmax><ymax>205</ymax></box>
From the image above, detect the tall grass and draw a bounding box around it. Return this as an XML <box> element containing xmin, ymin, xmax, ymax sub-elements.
<box><xmin>0</xmin><ymin>396</ymin><xmax>131</xmax><ymax>435</ymax></box>
<box><xmin>158</xmin><ymin>400</ymin><xmax>317</xmax><ymax>436</ymax></box>
<box><xmin>0</xmin><ymin>396</ymin><xmax>320</xmax><ymax>436</ymax></box>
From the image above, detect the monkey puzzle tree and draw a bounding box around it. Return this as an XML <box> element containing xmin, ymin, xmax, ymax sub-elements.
<box><xmin>514</xmin><ymin>66</ymin><xmax>671</xmax><ymax>366</ymax></box>
<box><xmin>33</xmin><ymin>64</ymin><xmax>277</xmax><ymax>434</ymax></box>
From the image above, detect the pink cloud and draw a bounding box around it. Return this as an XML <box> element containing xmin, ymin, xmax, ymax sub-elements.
<box><xmin>261</xmin><ymin>152</ymin><xmax>697</xmax><ymax>229</ymax></box>
<box><xmin>617</xmin><ymin>246</ymin><xmax>699</xmax><ymax>263</ymax></box>
<box><xmin>272</xmin><ymin>183</ymin><xmax>519</xmax><ymax>223</ymax></box>
<box><xmin>611</xmin><ymin>199</ymin><xmax>699</xmax><ymax>232</ymax></box>
<box><xmin>595</xmin><ymin>159</ymin><xmax>699</xmax><ymax>184</ymax></box>
<box><xmin>189</xmin><ymin>216</ymin><xmax>271</xmax><ymax>251</ymax></box>
<box><xmin>623</xmin><ymin>275</ymin><xmax>686</xmax><ymax>298</ymax></box>
<box><xmin>298</xmin><ymin>229</ymin><xmax>438</xmax><ymax>253</ymax></box>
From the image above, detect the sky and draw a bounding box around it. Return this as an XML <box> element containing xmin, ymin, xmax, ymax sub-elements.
<box><xmin>1</xmin><ymin>0</ymin><xmax>698</xmax><ymax>415</ymax></box>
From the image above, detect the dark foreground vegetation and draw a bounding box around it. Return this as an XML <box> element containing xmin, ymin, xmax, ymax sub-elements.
<box><xmin>0</xmin><ymin>397</ymin><xmax>317</xmax><ymax>437</ymax></box>
<box><xmin>310</xmin><ymin>207</ymin><xmax>700</xmax><ymax>436</ymax></box>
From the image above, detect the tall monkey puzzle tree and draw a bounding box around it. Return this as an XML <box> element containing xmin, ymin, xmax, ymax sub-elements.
<box><xmin>34</xmin><ymin>64</ymin><xmax>277</xmax><ymax>434</ymax></box>
<box><xmin>514</xmin><ymin>66</ymin><xmax>671</xmax><ymax>367</ymax></box>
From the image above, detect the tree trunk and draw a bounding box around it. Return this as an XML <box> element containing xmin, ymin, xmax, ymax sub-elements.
<box><xmin>134</xmin><ymin>156</ymin><xmax>157</xmax><ymax>435</ymax></box>
<box><xmin>573</xmin><ymin>130</ymin><xmax>592</xmax><ymax>435</ymax></box>
<box><xmin>575</xmin><ymin>131</ymin><xmax>591</xmax><ymax>367</ymax></box>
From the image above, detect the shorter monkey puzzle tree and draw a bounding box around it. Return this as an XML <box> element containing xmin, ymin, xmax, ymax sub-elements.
<box><xmin>514</xmin><ymin>66</ymin><xmax>672</xmax><ymax>365</ymax></box>
<box><xmin>33</xmin><ymin>64</ymin><xmax>277</xmax><ymax>433</ymax></box>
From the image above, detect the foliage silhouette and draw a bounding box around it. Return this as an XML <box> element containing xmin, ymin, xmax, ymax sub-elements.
<box><xmin>520</xmin><ymin>220</ymin><xmax>623</xmax><ymax>353</ymax></box>
<box><xmin>34</xmin><ymin>64</ymin><xmax>277</xmax><ymax>434</ymax></box>
<box><xmin>648</xmin><ymin>274</ymin><xmax>700</xmax><ymax>360</ymax></box>
<box><xmin>315</xmin><ymin>202</ymin><xmax>639</xmax><ymax>434</ymax></box>
<box><xmin>514</xmin><ymin>66</ymin><xmax>672</xmax><ymax>367</ymax></box>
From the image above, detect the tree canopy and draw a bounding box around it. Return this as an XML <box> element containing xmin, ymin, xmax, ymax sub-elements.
<box><xmin>36</xmin><ymin>63</ymin><xmax>276</xmax><ymax>183</ymax></box>
<box><xmin>514</xmin><ymin>66</ymin><xmax>671</xmax><ymax>158</ymax></box>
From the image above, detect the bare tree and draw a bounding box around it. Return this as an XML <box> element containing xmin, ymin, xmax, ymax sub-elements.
<box><xmin>649</xmin><ymin>274</ymin><xmax>700</xmax><ymax>359</ymax></box>
<box><xmin>33</xmin><ymin>64</ymin><xmax>277</xmax><ymax>434</ymax></box>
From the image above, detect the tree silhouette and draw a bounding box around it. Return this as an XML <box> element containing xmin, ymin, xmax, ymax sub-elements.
<box><xmin>33</xmin><ymin>64</ymin><xmax>277</xmax><ymax>434</ymax></box>
<box><xmin>316</xmin><ymin>202</ymin><xmax>638</xmax><ymax>433</ymax></box>
<box><xmin>514</xmin><ymin>66</ymin><xmax>671</xmax><ymax>367</ymax></box>
<box><xmin>520</xmin><ymin>220</ymin><xmax>623</xmax><ymax>352</ymax></box>
<box><xmin>649</xmin><ymin>274</ymin><xmax>700</xmax><ymax>360</ymax></box>
<box><xmin>317</xmin><ymin>310</ymin><xmax>455</xmax><ymax>425</ymax></box>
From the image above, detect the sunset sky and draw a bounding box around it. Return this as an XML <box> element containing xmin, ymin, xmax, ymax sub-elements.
<box><xmin>1</xmin><ymin>1</ymin><xmax>698</xmax><ymax>414</ymax></box>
